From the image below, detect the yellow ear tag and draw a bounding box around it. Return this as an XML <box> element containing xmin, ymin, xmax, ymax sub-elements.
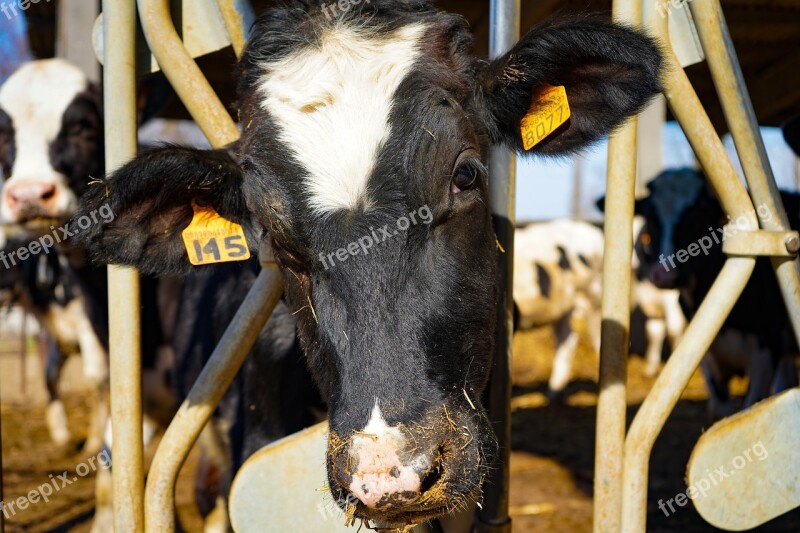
<box><xmin>181</xmin><ymin>202</ymin><xmax>251</xmax><ymax>266</ymax></box>
<box><xmin>520</xmin><ymin>84</ymin><xmax>571</xmax><ymax>151</ymax></box>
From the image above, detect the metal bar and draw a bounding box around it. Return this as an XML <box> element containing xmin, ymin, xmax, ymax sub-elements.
<box><xmin>215</xmin><ymin>0</ymin><xmax>255</xmax><ymax>58</ymax></box>
<box><xmin>102</xmin><ymin>1</ymin><xmax>144</xmax><ymax>531</ymax></box>
<box><xmin>137</xmin><ymin>0</ymin><xmax>240</xmax><ymax>147</ymax></box>
<box><xmin>690</xmin><ymin>0</ymin><xmax>800</xmax><ymax>348</ymax></box>
<box><xmin>145</xmin><ymin>265</ymin><xmax>283</xmax><ymax>533</ymax></box>
<box><xmin>593</xmin><ymin>0</ymin><xmax>640</xmax><ymax>530</ymax></box>
<box><xmin>621</xmin><ymin>257</ymin><xmax>755</xmax><ymax>532</ymax></box>
<box><xmin>476</xmin><ymin>1</ymin><xmax>519</xmax><ymax>531</ymax></box>
<box><xmin>649</xmin><ymin>6</ymin><xmax>757</xmax><ymax>229</ymax></box>
<box><xmin>20</xmin><ymin>310</ymin><xmax>26</xmax><ymax>397</ymax></box>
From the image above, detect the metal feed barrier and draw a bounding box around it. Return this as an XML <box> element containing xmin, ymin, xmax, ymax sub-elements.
<box><xmin>596</xmin><ymin>0</ymin><xmax>800</xmax><ymax>532</ymax></box>
<box><xmin>9</xmin><ymin>0</ymin><xmax>788</xmax><ymax>531</ymax></box>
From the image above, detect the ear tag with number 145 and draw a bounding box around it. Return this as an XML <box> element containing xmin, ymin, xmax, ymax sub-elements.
<box><xmin>520</xmin><ymin>84</ymin><xmax>571</xmax><ymax>151</ymax></box>
<box><xmin>182</xmin><ymin>202</ymin><xmax>251</xmax><ymax>266</ymax></box>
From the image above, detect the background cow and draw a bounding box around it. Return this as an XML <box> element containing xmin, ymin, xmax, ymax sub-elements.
<box><xmin>634</xmin><ymin>168</ymin><xmax>799</xmax><ymax>420</ymax></box>
<box><xmin>77</xmin><ymin>1</ymin><xmax>661</xmax><ymax>524</ymax></box>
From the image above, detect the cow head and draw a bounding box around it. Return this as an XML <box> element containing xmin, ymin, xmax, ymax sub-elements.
<box><xmin>77</xmin><ymin>2</ymin><xmax>661</xmax><ymax>524</ymax></box>
<box><xmin>0</xmin><ymin>59</ymin><xmax>103</xmax><ymax>231</ymax></box>
<box><xmin>628</xmin><ymin>168</ymin><xmax>723</xmax><ymax>289</ymax></box>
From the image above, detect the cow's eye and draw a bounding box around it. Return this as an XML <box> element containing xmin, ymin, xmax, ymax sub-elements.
<box><xmin>451</xmin><ymin>164</ymin><xmax>478</xmax><ymax>194</ymax></box>
<box><xmin>69</xmin><ymin>120</ymin><xmax>94</xmax><ymax>136</ymax></box>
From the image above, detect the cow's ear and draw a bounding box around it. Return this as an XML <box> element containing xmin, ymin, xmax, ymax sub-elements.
<box><xmin>75</xmin><ymin>146</ymin><xmax>256</xmax><ymax>276</ymax></box>
<box><xmin>479</xmin><ymin>17</ymin><xmax>662</xmax><ymax>155</ymax></box>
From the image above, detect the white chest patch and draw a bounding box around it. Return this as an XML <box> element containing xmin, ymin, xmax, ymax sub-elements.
<box><xmin>257</xmin><ymin>23</ymin><xmax>427</xmax><ymax>217</ymax></box>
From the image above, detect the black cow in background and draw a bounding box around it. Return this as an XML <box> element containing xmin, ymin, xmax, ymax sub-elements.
<box><xmin>633</xmin><ymin>168</ymin><xmax>799</xmax><ymax>420</ymax></box>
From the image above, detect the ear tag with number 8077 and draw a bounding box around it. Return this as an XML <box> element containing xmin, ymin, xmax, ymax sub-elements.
<box><xmin>520</xmin><ymin>84</ymin><xmax>571</xmax><ymax>151</ymax></box>
<box><xmin>182</xmin><ymin>202</ymin><xmax>251</xmax><ymax>266</ymax></box>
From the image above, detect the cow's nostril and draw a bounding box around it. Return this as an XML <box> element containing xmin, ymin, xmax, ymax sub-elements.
<box><xmin>41</xmin><ymin>186</ymin><xmax>56</xmax><ymax>200</ymax></box>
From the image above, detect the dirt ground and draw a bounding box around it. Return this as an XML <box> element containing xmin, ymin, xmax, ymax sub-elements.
<box><xmin>1</xmin><ymin>324</ymin><xmax>799</xmax><ymax>532</ymax></box>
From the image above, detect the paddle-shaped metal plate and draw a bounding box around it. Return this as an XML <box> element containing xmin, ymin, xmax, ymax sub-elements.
<box><xmin>229</xmin><ymin>422</ymin><xmax>353</xmax><ymax>532</ymax></box>
<box><xmin>687</xmin><ymin>388</ymin><xmax>800</xmax><ymax>530</ymax></box>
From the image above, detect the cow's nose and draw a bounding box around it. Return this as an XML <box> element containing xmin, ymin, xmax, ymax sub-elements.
<box><xmin>5</xmin><ymin>181</ymin><xmax>57</xmax><ymax>213</ymax></box>
<box><xmin>649</xmin><ymin>263</ymin><xmax>678</xmax><ymax>289</ymax></box>
<box><xmin>343</xmin><ymin>437</ymin><xmax>437</xmax><ymax>510</ymax></box>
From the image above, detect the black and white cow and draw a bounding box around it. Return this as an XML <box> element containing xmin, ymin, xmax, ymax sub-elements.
<box><xmin>0</xmin><ymin>59</ymin><xmax>113</xmax><ymax>451</ymax></box>
<box><xmin>634</xmin><ymin>168</ymin><xmax>799</xmax><ymax>420</ymax></box>
<box><xmin>77</xmin><ymin>1</ymin><xmax>661</xmax><ymax>524</ymax></box>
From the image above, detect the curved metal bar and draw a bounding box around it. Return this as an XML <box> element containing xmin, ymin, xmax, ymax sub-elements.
<box><xmin>145</xmin><ymin>265</ymin><xmax>284</xmax><ymax>533</ymax></box>
<box><xmin>215</xmin><ymin>0</ymin><xmax>255</xmax><ymax>58</ymax></box>
<box><xmin>137</xmin><ymin>0</ymin><xmax>240</xmax><ymax>147</ymax></box>
<box><xmin>689</xmin><ymin>0</ymin><xmax>800</xmax><ymax>349</ymax></box>
<box><xmin>649</xmin><ymin>5</ymin><xmax>757</xmax><ymax>229</ymax></box>
<box><xmin>621</xmin><ymin>257</ymin><xmax>755</xmax><ymax>532</ymax></box>
<box><xmin>102</xmin><ymin>1</ymin><xmax>145</xmax><ymax>530</ymax></box>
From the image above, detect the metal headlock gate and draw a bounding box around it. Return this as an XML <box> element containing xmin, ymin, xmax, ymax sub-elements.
<box><xmin>596</xmin><ymin>0</ymin><xmax>800</xmax><ymax>532</ymax></box>
<box><xmin>81</xmin><ymin>0</ymin><xmax>800</xmax><ymax>531</ymax></box>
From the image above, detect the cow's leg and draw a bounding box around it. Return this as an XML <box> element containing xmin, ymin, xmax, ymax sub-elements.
<box><xmin>664</xmin><ymin>294</ymin><xmax>686</xmax><ymax>349</ymax></box>
<box><xmin>197</xmin><ymin>420</ymin><xmax>233</xmax><ymax>533</ymax></box>
<box><xmin>701</xmin><ymin>352</ymin><xmax>735</xmax><ymax>421</ymax></box>
<box><xmin>773</xmin><ymin>354</ymin><xmax>799</xmax><ymax>394</ymax></box>
<box><xmin>76</xmin><ymin>305</ymin><xmax>109</xmax><ymax>454</ymax></box>
<box><xmin>643</xmin><ymin>317</ymin><xmax>666</xmax><ymax>378</ymax></box>
<box><xmin>44</xmin><ymin>339</ymin><xmax>71</xmax><ymax>447</ymax></box>
<box><xmin>743</xmin><ymin>346</ymin><xmax>775</xmax><ymax>410</ymax></box>
<box><xmin>548</xmin><ymin>312</ymin><xmax>579</xmax><ymax>400</ymax></box>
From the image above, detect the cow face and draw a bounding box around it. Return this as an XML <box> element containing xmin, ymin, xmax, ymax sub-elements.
<box><xmin>77</xmin><ymin>1</ymin><xmax>661</xmax><ymax>524</ymax></box>
<box><xmin>0</xmin><ymin>60</ymin><xmax>103</xmax><ymax>231</ymax></box>
<box><xmin>632</xmin><ymin>169</ymin><xmax>718</xmax><ymax>288</ymax></box>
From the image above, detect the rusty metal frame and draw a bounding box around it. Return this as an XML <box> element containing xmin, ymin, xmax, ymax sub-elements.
<box><xmin>594</xmin><ymin>0</ymin><xmax>800</xmax><ymax>532</ymax></box>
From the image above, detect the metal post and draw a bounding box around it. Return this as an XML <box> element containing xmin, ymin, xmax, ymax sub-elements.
<box><xmin>145</xmin><ymin>264</ymin><xmax>283</xmax><ymax>533</ymax></box>
<box><xmin>690</xmin><ymin>0</ymin><xmax>800</xmax><ymax>347</ymax></box>
<box><xmin>477</xmin><ymin>1</ymin><xmax>518</xmax><ymax>531</ymax></box>
<box><xmin>593</xmin><ymin>0</ymin><xmax>640</xmax><ymax>529</ymax></box>
<box><xmin>102</xmin><ymin>1</ymin><xmax>144</xmax><ymax>531</ymax></box>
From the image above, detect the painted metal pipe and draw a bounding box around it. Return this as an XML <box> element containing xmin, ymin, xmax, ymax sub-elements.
<box><xmin>477</xmin><ymin>1</ymin><xmax>519</xmax><ymax>531</ymax></box>
<box><xmin>621</xmin><ymin>257</ymin><xmax>755</xmax><ymax>532</ymax></box>
<box><xmin>649</xmin><ymin>6</ymin><xmax>757</xmax><ymax>230</ymax></box>
<box><xmin>689</xmin><ymin>0</ymin><xmax>800</xmax><ymax>347</ymax></box>
<box><xmin>137</xmin><ymin>0</ymin><xmax>240</xmax><ymax>147</ymax></box>
<box><xmin>592</xmin><ymin>0</ymin><xmax>640</xmax><ymax>530</ymax></box>
<box><xmin>102</xmin><ymin>1</ymin><xmax>145</xmax><ymax>531</ymax></box>
<box><xmin>215</xmin><ymin>0</ymin><xmax>255</xmax><ymax>58</ymax></box>
<box><xmin>145</xmin><ymin>264</ymin><xmax>284</xmax><ymax>533</ymax></box>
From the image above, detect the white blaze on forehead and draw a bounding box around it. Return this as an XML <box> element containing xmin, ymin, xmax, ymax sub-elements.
<box><xmin>258</xmin><ymin>23</ymin><xmax>428</xmax><ymax>217</ymax></box>
<box><xmin>0</xmin><ymin>59</ymin><xmax>88</xmax><ymax>220</ymax></box>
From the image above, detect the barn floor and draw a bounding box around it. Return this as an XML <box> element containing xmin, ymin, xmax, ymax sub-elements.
<box><xmin>1</xmin><ymin>328</ymin><xmax>799</xmax><ymax>532</ymax></box>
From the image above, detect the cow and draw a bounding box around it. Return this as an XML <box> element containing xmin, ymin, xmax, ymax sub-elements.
<box><xmin>513</xmin><ymin>218</ymin><xmax>686</xmax><ymax>398</ymax></box>
<box><xmin>513</xmin><ymin>220</ymin><xmax>603</xmax><ymax>398</ymax></box>
<box><xmin>76</xmin><ymin>1</ymin><xmax>662</xmax><ymax>524</ymax></box>
<box><xmin>0</xmin><ymin>58</ymin><xmax>116</xmax><ymax>452</ymax></box>
<box><xmin>633</xmin><ymin>168</ymin><xmax>799</xmax><ymax>420</ymax></box>
<box><xmin>631</xmin><ymin>215</ymin><xmax>686</xmax><ymax>378</ymax></box>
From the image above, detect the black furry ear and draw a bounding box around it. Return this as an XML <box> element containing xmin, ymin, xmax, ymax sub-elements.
<box><xmin>479</xmin><ymin>17</ymin><xmax>662</xmax><ymax>155</ymax></box>
<box><xmin>75</xmin><ymin>146</ymin><xmax>256</xmax><ymax>276</ymax></box>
